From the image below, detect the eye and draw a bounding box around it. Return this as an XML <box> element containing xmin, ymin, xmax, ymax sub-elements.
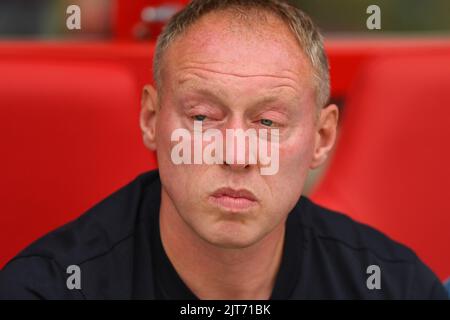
<box><xmin>260</xmin><ymin>119</ymin><xmax>274</xmax><ymax>127</ymax></box>
<box><xmin>193</xmin><ymin>115</ymin><xmax>207</xmax><ymax>122</ymax></box>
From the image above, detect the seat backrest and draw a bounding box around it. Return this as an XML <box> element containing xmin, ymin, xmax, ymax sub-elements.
<box><xmin>0</xmin><ymin>59</ymin><xmax>157</xmax><ymax>268</ymax></box>
<box><xmin>311</xmin><ymin>53</ymin><xmax>450</xmax><ymax>280</ymax></box>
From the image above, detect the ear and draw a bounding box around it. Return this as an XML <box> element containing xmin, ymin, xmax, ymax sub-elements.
<box><xmin>140</xmin><ymin>85</ymin><xmax>159</xmax><ymax>151</ymax></box>
<box><xmin>310</xmin><ymin>104</ymin><xmax>339</xmax><ymax>169</ymax></box>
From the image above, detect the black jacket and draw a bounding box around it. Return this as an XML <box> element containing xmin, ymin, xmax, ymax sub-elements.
<box><xmin>0</xmin><ymin>170</ymin><xmax>447</xmax><ymax>299</ymax></box>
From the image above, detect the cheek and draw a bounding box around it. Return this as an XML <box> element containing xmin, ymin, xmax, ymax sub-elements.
<box><xmin>155</xmin><ymin>109</ymin><xmax>184</xmax><ymax>163</ymax></box>
<box><xmin>266</xmin><ymin>128</ymin><xmax>315</xmax><ymax>201</ymax></box>
<box><xmin>279</xmin><ymin>128</ymin><xmax>315</xmax><ymax>172</ymax></box>
<box><xmin>155</xmin><ymin>111</ymin><xmax>209</xmax><ymax>203</ymax></box>
<box><xmin>155</xmin><ymin>112</ymin><xmax>187</xmax><ymax>187</ymax></box>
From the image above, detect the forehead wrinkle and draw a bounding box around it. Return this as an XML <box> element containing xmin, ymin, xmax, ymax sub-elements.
<box><xmin>176</xmin><ymin>75</ymin><xmax>302</xmax><ymax>116</ymax></box>
<box><xmin>176</xmin><ymin>66</ymin><xmax>304</xmax><ymax>104</ymax></box>
<box><xmin>176</xmin><ymin>64</ymin><xmax>303</xmax><ymax>91</ymax></box>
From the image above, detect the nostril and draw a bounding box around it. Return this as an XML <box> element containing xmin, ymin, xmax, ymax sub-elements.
<box><xmin>224</xmin><ymin>160</ymin><xmax>250</xmax><ymax>169</ymax></box>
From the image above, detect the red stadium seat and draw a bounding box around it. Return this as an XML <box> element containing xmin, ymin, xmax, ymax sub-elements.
<box><xmin>311</xmin><ymin>53</ymin><xmax>450</xmax><ymax>280</ymax></box>
<box><xmin>0</xmin><ymin>60</ymin><xmax>157</xmax><ymax>268</ymax></box>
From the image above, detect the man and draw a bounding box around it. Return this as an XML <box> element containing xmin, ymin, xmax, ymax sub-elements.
<box><xmin>0</xmin><ymin>0</ymin><xmax>447</xmax><ymax>299</ymax></box>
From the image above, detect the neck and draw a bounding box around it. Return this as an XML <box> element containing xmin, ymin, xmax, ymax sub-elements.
<box><xmin>159</xmin><ymin>188</ymin><xmax>286</xmax><ymax>300</ymax></box>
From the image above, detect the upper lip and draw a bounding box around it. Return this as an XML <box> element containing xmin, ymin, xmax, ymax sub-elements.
<box><xmin>211</xmin><ymin>187</ymin><xmax>257</xmax><ymax>202</ymax></box>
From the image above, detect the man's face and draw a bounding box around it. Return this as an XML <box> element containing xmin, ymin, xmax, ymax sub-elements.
<box><xmin>150</xmin><ymin>12</ymin><xmax>322</xmax><ymax>249</ymax></box>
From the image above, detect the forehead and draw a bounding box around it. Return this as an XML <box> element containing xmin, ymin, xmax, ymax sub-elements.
<box><xmin>162</xmin><ymin>9</ymin><xmax>314</xmax><ymax>94</ymax></box>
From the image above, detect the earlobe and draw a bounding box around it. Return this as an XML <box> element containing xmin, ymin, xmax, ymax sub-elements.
<box><xmin>310</xmin><ymin>104</ymin><xmax>339</xmax><ymax>169</ymax></box>
<box><xmin>140</xmin><ymin>85</ymin><xmax>159</xmax><ymax>151</ymax></box>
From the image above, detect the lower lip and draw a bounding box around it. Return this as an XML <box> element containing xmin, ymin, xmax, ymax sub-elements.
<box><xmin>209</xmin><ymin>195</ymin><xmax>257</xmax><ymax>211</ymax></box>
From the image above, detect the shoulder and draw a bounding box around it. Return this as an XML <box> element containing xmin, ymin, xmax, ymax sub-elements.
<box><xmin>293</xmin><ymin>196</ymin><xmax>447</xmax><ymax>299</ymax></box>
<box><xmin>0</xmin><ymin>170</ymin><xmax>160</xmax><ymax>299</ymax></box>
<box><xmin>300</xmin><ymin>196</ymin><xmax>416</xmax><ymax>262</ymax></box>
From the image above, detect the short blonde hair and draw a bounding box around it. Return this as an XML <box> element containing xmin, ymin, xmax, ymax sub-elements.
<box><xmin>153</xmin><ymin>0</ymin><xmax>330</xmax><ymax>108</ymax></box>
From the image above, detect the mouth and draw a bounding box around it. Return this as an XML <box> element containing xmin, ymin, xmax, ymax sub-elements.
<box><xmin>209</xmin><ymin>187</ymin><xmax>258</xmax><ymax>212</ymax></box>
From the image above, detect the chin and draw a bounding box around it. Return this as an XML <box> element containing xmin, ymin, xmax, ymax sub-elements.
<box><xmin>200</xmin><ymin>222</ymin><xmax>263</xmax><ymax>249</ymax></box>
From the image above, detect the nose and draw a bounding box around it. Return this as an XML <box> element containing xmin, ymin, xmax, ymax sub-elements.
<box><xmin>221</xmin><ymin>116</ymin><xmax>257</xmax><ymax>172</ymax></box>
<box><xmin>224</xmin><ymin>160</ymin><xmax>250</xmax><ymax>170</ymax></box>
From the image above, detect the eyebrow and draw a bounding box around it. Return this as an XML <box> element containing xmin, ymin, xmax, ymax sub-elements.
<box><xmin>177</xmin><ymin>78</ymin><xmax>297</xmax><ymax>111</ymax></box>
